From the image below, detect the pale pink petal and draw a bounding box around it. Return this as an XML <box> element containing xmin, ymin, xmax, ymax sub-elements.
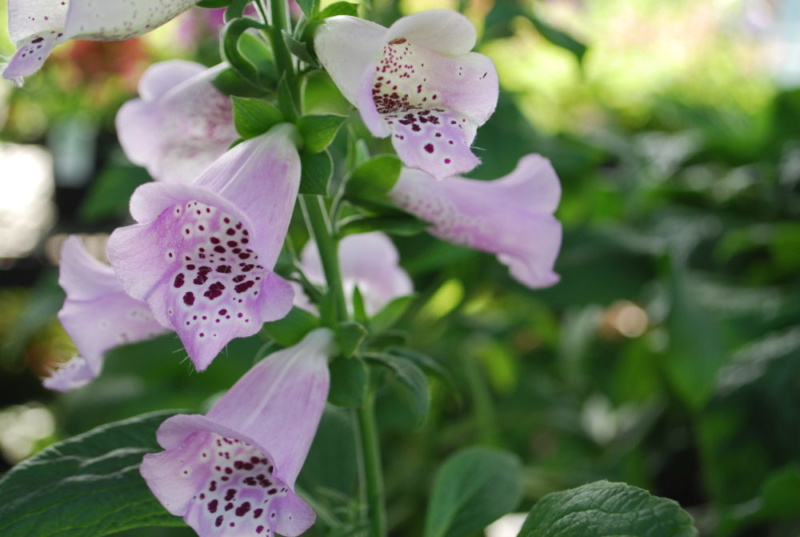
<box><xmin>62</xmin><ymin>0</ymin><xmax>199</xmax><ymax>41</ymax></box>
<box><xmin>52</xmin><ymin>236</ymin><xmax>167</xmax><ymax>390</ymax></box>
<box><xmin>389</xmin><ymin>155</ymin><xmax>562</xmax><ymax>288</ymax></box>
<box><xmin>107</xmin><ymin>129</ymin><xmax>300</xmax><ymax>370</ymax></box>
<box><xmin>42</xmin><ymin>356</ymin><xmax>97</xmax><ymax>392</ymax></box>
<box><xmin>313</xmin><ymin>16</ymin><xmax>386</xmax><ymax>105</ymax></box>
<box><xmin>141</xmin><ymin>329</ymin><xmax>333</xmax><ymax>536</ymax></box>
<box><xmin>7</xmin><ymin>0</ymin><xmax>68</xmax><ymax>44</ymax></box>
<box><xmin>116</xmin><ymin>61</ymin><xmax>237</xmax><ymax>184</ymax></box>
<box><xmin>384</xmin><ymin>9</ymin><xmax>477</xmax><ymax>55</ymax></box>
<box><xmin>2</xmin><ymin>31</ymin><xmax>65</xmax><ymax>85</ymax></box>
<box><xmin>301</xmin><ymin>232</ymin><xmax>412</xmax><ymax>315</ymax></box>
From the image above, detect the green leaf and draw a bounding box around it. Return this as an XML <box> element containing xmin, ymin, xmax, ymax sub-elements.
<box><xmin>527</xmin><ymin>12</ymin><xmax>587</xmax><ymax>65</ymax></box>
<box><xmin>296</xmin><ymin>0</ymin><xmax>318</xmax><ymax>17</ymax></box>
<box><xmin>283</xmin><ymin>30</ymin><xmax>318</xmax><ymax>66</ymax></box>
<box><xmin>277</xmin><ymin>76</ymin><xmax>299</xmax><ymax>122</ymax></box>
<box><xmin>298</xmin><ymin>114</ymin><xmax>347</xmax><ymax>153</ymax></box>
<box><xmin>366</xmin><ymin>352</ymin><xmax>429</xmax><ymax>428</ymax></box>
<box><xmin>79</xmin><ymin>165</ymin><xmax>150</xmax><ymax>223</ymax></box>
<box><xmin>300</xmin><ymin>150</ymin><xmax>333</xmax><ymax>195</ymax></box>
<box><xmin>370</xmin><ymin>295</ymin><xmax>414</xmax><ymax>334</ymax></box>
<box><xmin>666</xmin><ymin>266</ymin><xmax>729</xmax><ymax>411</ymax></box>
<box><xmin>346</xmin><ymin>155</ymin><xmax>402</xmax><ymax>201</ymax></box>
<box><xmin>212</xmin><ymin>66</ymin><xmax>268</xmax><ymax>98</ymax></box>
<box><xmin>424</xmin><ymin>447</ymin><xmax>522</xmax><ymax>537</ymax></box>
<box><xmin>338</xmin><ymin>214</ymin><xmax>429</xmax><ymax>237</ymax></box>
<box><xmin>237</xmin><ymin>32</ymin><xmax>278</xmax><ymax>82</ymax></box>
<box><xmin>336</xmin><ymin>320</ymin><xmax>368</xmax><ymax>358</ymax></box>
<box><xmin>220</xmin><ymin>18</ymin><xmax>269</xmax><ymax>86</ymax></box>
<box><xmin>224</xmin><ymin>0</ymin><xmax>252</xmax><ymax>21</ymax></box>
<box><xmin>388</xmin><ymin>346</ymin><xmax>459</xmax><ymax>396</ymax></box>
<box><xmin>318</xmin><ymin>1</ymin><xmax>359</xmax><ymax>18</ymax></box>
<box><xmin>0</xmin><ymin>411</ymin><xmax>182</xmax><ymax>537</ymax></box>
<box><xmin>328</xmin><ymin>357</ymin><xmax>368</xmax><ymax>407</ymax></box>
<box><xmin>197</xmin><ymin>0</ymin><xmax>232</xmax><ymax>8</ymax></box>
<box><xmin>518</xmin><ymin>481</ymin><xmax>698</xmax><ymax>537</ymax></box>
<box><xmin>262</xmin><ymin>306</ymin><xmax>321</xmax><ymax>346</ymax></box>
<box><xmin>352</xmin><ymin>286</ymin><xmax>369</xmax><ymax>326</ymax></box>
<box><xmin>231</xmin><ymin>97</ymin><xmax>284</xmax><ymax>139</ymax></box>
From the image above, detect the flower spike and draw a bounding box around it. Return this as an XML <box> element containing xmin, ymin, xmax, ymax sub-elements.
<box><xmin>116</xmin><ymin>60</ymin><xmax>238</xmax><ymax>184</ymax></box>
<box><xmin>107</xmin><ymin>126</ymin><xmax>301</xmax><ymax>371</ymax></box>
<box><xmin>48</xmin><ymin>236</ymin><xmax>167</xmax><ymax>391</ymax></box>
<box><xmin>315</xmin><ymin>10</ymin><xmax>499</xmax><ymax>180</ymax></box>
<box><xmin>142</xmin><ymin>328</ymin><xmax>333</xmax><ymax>537</ymax></box>
<box><xmin>389</xmin><ymin>154</ymin><xmax>563</xmax><ymax>288</ymax></box>
<box><xmin>3</xmin><ymin>0</ymin><xmax>200</xmax><ymax>84</ymax></box>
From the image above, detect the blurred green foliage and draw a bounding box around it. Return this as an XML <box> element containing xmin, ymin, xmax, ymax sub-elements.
<box><xmin>1</xmin><ymin>0</ymin><xmax>799</xmax><ymax>536</ymax></box>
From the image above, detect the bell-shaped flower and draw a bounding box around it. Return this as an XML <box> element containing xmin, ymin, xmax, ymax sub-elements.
<box><xmin>116</xmin><ymin>60</ymin><xmax>238</xmax><ymax>184</ymax></box>
<box><xmin>389</xmin><ymin>154</ymin><xmax>562</xmax><ymax>288</ymax></box>
<box><xmin>3</xmin><ymin>0</ymin><xmax>200</xmax><ymax>84</ymax></box>
<box><xmin>47</xmin><ymin>236</ymin><xmax>167</xmax><ymax>392</ymax></box>
<box><xmin>141</xmin><ymin>328</ymin><xmax>333</xmax><ymax>537</ymax></box>
<box><xmin>298</xmin><ymin>232</ymin><xmax>413</xmax><ymax>315</ymax></box>
<box><xmin>314</xmin><ymin>10</ymin><xmax>498</xmax><ymax>180</ymax></box>
<box><xmin>107</xmin><ymin>125</ymin><xmax>300</xmax><ymax>371</ymax></box>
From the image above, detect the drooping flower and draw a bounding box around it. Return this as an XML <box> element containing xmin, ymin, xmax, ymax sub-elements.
<box><xmin>141</xmin><ymin>328</ymin><xmax>333</xmax><ymax>537</ymax></box>
<box><xmin>107</xmin><ymin>125</ymin><xmax>300</xmax><ymax>371</ymax></box>
<box><xmin>46</xmin><ymin>236</ymin><xmax>166</xmax><ymax>391</ymax></box>
<box><xmin>314</xmin><ymin>10</ymin><xmax>498</xmax><ymax>180</ymax></box>
<box><xmin>388</xmin><ymin>154</ymin><xmax>562</xmax><ymax>288</ymax></box>
<box><xmin>3</xmin><ymin>0</ymin><xmax>200</xmax><ymax>84</ymax></box>
<box><xmin>297</xmin><ymin>232</ymin><xmax>413</xmax><ymax>315</ymax></box>
<box><xmin>116</xmin><ymin>60</ymin><xmax>238</xmax><ymax>184</ymax></box>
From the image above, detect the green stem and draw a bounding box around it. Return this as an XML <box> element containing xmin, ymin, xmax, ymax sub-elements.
<box><xmin>300</xmin><ymin>195</ymin><xmax>348</xmax><ymax>323</ymax></box>
<box><xmin>357</xmin><ymin>384</ymin><xmax>388</xmax><ymax>537</ymax></box>
<box><xmin>267</xmin><ymin>0</ymin><xmax>301</xmax><ymax>106</ymax></box>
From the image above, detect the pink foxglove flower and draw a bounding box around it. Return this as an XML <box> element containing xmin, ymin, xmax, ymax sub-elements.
<box><xmin>389</xmin><ymin>154</ymin><xmax>562</xmax><ymax>288</ymax></box>
<box><xmin>116</xmin><ymin>60</ymin><xmax>238</xmax><ymax>184</ymax></box>
<box><xmin>314</xmin><ymin>10</ymin><xmax>498</xmax><ymax>180</ymax></box>
<box><xmin>3</xmin><ymin>0</ymin><xmax>200</xmax><ymax>84</ymax></box>
<box><xmin>107</xmin><ymin>126</ymin><xmax>300</xmax><ymax>371</ymax></box>
<box><xmin>141</xmin><ymin>328</ymin><xmax>333</xmax><ymax>537</ymax></box>
<box><xmin>298</xmin><ymin>232</ymin><xmax>412</xmax><ymax>315</ymax></box>
<box><xmin>46</xmin><ymin>236</ymin><xmax>166</xmax><ymax>392</ymax></box>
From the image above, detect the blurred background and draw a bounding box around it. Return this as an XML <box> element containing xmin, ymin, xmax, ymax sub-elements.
<box><xmin>1</xmin><ymin>0</ymin><xmax>800</xmax><ymax>536</ymax></box>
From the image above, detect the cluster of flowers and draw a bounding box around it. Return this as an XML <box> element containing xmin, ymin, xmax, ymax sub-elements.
<box><xmin>5</xmin><ymin>2</ymin><xmax>561</xmax><ymax>536</ymax></box>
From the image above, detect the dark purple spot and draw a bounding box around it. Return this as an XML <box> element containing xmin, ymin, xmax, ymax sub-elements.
<box><xmin>254</xmin><ymin>508</ymin><xmax>264</xmax><ymax>518</ymax></box>
<box><xmin>235</xmin><ymin>281</ymin><xmax>255</xmax><ymax>294</ymax></box>
<box><xmin>424</xmin><ymin>143</ymin><xmax>434</xmax><ymax>153</ymax></box>
<box><xmin>235</xmin><ymin>502</ymin><xmax>251</xmax><ymax>516</ymax></box>
<box><xmin>204</xmin><ymin>282</ymin><xmax>226</xmax><ymax>300</ymax></box>
<box><xmin>225</xmin><ymin>489</ymin><xmax>237</xmax><ymax>501</ymax></box>
<box><xmin>216</xmin><ymin>265</ymin><xmax>232</xmax><ymax>274</ymax></box>
<box><xmin>173</xmin><ymin>273</ymin><xmax>185</xmax><ymax>288</ymax></box>
<box><xmin>183</xmin><ymin>292</ymin><xmax>195</xmax><ymax>306</ymax></box>
<box><xmin>215</xmin><ymin>516</ymin><xmax>224</xmax><ymax>527</ymax></box>
<box><xmin>208</xmin><ymin>500</ymin><xmax>219</xmax><ymax>513</ymax></box>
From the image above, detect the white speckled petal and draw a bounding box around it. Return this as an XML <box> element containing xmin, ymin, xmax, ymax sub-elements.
<box><xmin>384</xmin><ymin>9</ymin><xmax>477</xmax><ymax>56</ymax></box>
<box><xmin>62</xmin><ymin>0</ymin><xmax>200</xmax><ymax>41</ymax></box>
<box><xmin>301</xmin><ymin>232</ymin><xmax>412</xmax><ymax>315</ymax></box>
<box><xmin>53</xmin><ymin>236</ymin><xmax>167</xmax><ymax>391</ymax></box>
<box><xmin>389</xmin><ymin>155</ymin><xmax>563</xmax><ymax>288</ymax></box>
<box><xmin>313</xmin><ymin>15</ymin><xmax>386</xmax><ymax>106</ymax></box>
<box><xmin>2</xmin><ymin>30</ymin><xmax>65</xmax><ymax>84</ymax></box>
<box><xmin>107</xmin><ymin>130</ymin><xmax>300</xmax><ymax>371</ymax></box>
<box><xmin>141</xmin><ymin>329</ymin><xmax>332</xmax><ymax>536</ymax></box>
<box><xmin>7</xmin><ymin>0</ymin><xmax>68</xmax><ymax>43</ymax></box>
<box><xmin>116</xmin><ymin>61</ymin><xmax>237</xmax><ymax>183</ymax></box>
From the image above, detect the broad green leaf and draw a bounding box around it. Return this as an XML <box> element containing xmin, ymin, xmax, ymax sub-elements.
<box><xmin>318</xmin><ymin>2</ymin><xmax>359</xmax><ymax>18</ymax></box>
<box><xmin>346</xmin><ymin>155</ymin><xmax>402</xmax><ymax>201</ymax></box>
<box><xmin>231</xmin><ymin>97</ymin><xmax>284</xmax><ymax>139</ymax></box>
<box><xmin>298</xmin><ymin>114</ymin><xmax>347</xmax><ymax>153</ymax></box>
<box><xmin>220</xmin><ymin>18</ymin><xmax>269</xmax><ymax>86</ymax></box>
<box><xmin>212</xmin><ymin>66</ymin><xmax>268</xmax><ymax>98</ymax></box>
<box><xmin>296</xmin><ymin>0</ymin><xmax>317</xmax><ymax>17</ymax></box>
<box><xmin>262</xmin><ymin>306</ymin><xmax>321</xmax><ymax>346</ymax></box>
<box><xmin>0</xmin><ymin>411</ymin><xmax>182</xmax><ymax>537</ymax></box>
<box><xmin>666</xmin><ymin>266</ymin><xmax>729</xmax><ymax>411</ymax></box>
<box><xmin>237</xmin><ymin>33</ymin><xmax>278</xmax><ymax>83</ymax></box>
<box><xmin>366</xmin><ymin>352</ymin><xmax>429</xmax><ymax>428</ymax></box>
<box><xmin>758</xmin><ymin>464</ymin><xmax>800</xmax><ymax>518</ymax></box>
<box><xmin>370</xmin><ymin>295</ymin><xmax>414</xmax><ymax>334</ymax></box>
<box><xmin>224</xmin><ymin>0</ymin><xmax>252</xmax><ymax>21</ymax></box>
<box><xmin>424</xmin><ymin>447</ymin><xmax>522</xmax><ymax>537</ymax></box>
<box><xmin>300</xmin><ymin>150</ymin><xmax>333</xmax><ymax>195</ymax></box>
<box><xmin>328</xmin><ymin>357</ymin><xmax>368</xmax><ymax>407</ymax></box>
<box><xmin>336</xmin><ymin>320</ymin><xmax>368</xmax><ymax>358</ymax></box>
<box><xmin>518</xmin><ymin>481</ymin><xmax>698</xmax><ymax>537</ymax></box>
<box><xmin>388</xmin><ymin>346</ymin><xmax>459</xmax><ymax>396</ymax></box>
<box><xmin>283</xmin><ymin>30</ymin><xmax>318</xmax><ymax>66</ymax></box>
<box><xmin>338</xmin><ymin>214</ymin><xmax>429</xmax><ymax>237</ymax></box>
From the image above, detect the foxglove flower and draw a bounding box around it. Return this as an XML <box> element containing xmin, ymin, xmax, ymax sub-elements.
<box><xmin>107</xmin><ymin>126</ymin><xmax>300</xmax><ymax>371</ymax></box>
<box><xmin>298</xmin><ymin>232</ymin><xmax>412</xmax><ymax>315</ymax></box>
<box><xmin>3</xmin><ymin>0</ymin><xmax>200</xmax><ymax>84</ymax></box>
<box><xmin>141</xmin><ymin>328</ymin><xmax>333</xmax><ymax>537</ymax></box>
<box><xmin>389</xmin><ymin>154</ymin><xmax>562</xmax><ymax>288</ymax></box>
<box><xmin>47</xmin><ymin>236</ymin><xmax>166</xmax><ymax>391</ymax></box>
<box><xmin>116</xmin><ymin>60</ymin><xmax>238</xmax><ymax>184</ymax></box>
<box><xmin>314</xmin><ymin>10</ymin><xmax>498</xmax><ymax>180</ymax></box>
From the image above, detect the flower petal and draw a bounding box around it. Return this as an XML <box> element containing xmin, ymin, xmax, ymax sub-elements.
<box><xmin>389</xmin><ymin>155</ymin><xmax>563</xmax><ymax>288</ymax></box>
<box><xmin>116</xmin><ymin>61</ymin><xmax>237</xmax><ymax>183</ymax></box>
<box><xmin>301</xmin><ymin>232</ymin><xmax>412</xmax><ymax>315</ymax></box>
<box><xmin>62</xmin><ymin>0</ymin><xmax>200</xmax><ymax>41</ymax></box>
<box><xmin>7</xmin><ymin>0</ymin><xmax>68</xmax><ymax>44</ymax></box>
<box><xmin>54</xmin><ymin>236</ymin><xmax>166</xmax><ymax>389</ymax></box>
<box><xmin>384</xmin><ymin>9</ymin><xmax>477</xmax><ymax>56</ymax></box>
<box><xmin>2</xmin><ymin>31</ymin><xmax>65</xmax><ymax>85</ymax></box>
<box><xmin>108</xmin><ymin>130</ymin><xmax>300</xmax><ymax>370</ymax></box>
<box><xmin>141</xmin><ymin>329</ymin><xmax>332</xmax><ymax>536</ymax></box>
<box><xmin>42</xmin><ymin>356</ymin><xmax>97</xmax><ymax>392</ymax></box>
<box><xmin>313</xmin><ymin>16</ymin><xmax>386</xmax><ymax>106</ymax></box>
